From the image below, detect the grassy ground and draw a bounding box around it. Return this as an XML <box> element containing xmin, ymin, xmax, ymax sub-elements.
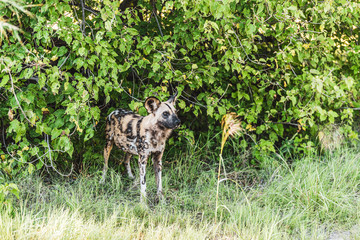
<box><xmin>0</xmin><ymin>145</ymin><xmax>359</xmax><ymax>239</ymax></box>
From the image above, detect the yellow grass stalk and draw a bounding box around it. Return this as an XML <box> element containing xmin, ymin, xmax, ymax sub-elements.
<box><xmin>215</xmin><ymin>113</ymin><xmax>242</xmax><ymax>223</ymax></box>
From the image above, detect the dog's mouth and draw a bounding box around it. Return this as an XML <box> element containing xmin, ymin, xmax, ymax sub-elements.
<box><xmin>158</xmin><ymin>118</ymin><xmax>181</xmax><ymax>129</ymax></box>
<box><xmin>160</xmin><ymin>122</ymin><xmax>178</xmax><ymax>129</ymax></box>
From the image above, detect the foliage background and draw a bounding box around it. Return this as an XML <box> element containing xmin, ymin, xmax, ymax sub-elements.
<box><xmin>0</xmin><ymin>0</ymin><xmax>360</xmax><ymax>179</ymax></box>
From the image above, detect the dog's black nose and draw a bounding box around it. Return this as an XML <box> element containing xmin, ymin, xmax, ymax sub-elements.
<box><xmin>175</xmin><ymin>118</ymin><xmax>181</xmax><ymax>126</ymax></box>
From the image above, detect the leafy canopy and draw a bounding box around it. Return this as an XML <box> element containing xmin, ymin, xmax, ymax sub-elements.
<box><xmin>0</xmin><ymin>0</ymin><xmax>359</xmax><ymax>176</ymax></box>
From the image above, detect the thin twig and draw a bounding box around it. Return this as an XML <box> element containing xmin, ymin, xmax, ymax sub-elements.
<box><xmin>114</xmin><ymin>84</ymin><xmax>144</xmax><ymax>102</ymax></box>
<box><xmin>179</xmin><ymin>95</ymin><xmax>207</xmax><ymax>108</ymax></box>
<box><xmin>153</xmin><ymin>11</ymin><xmax>163</xmax><ymax>37</ymax></box>
<box><xmin>79</xmin><ymin>0</ymin><xmax>86</xmax><ymax>37</ymax></box>
<box><xmin>9</xmin><ymin>72</ymin><xmax>34</xmax><ymax>126</ymax></box>
<box><xmin>214</xmin><ymin>84</ymin><xmax>230</xmax><ymax>106</ymax></box>
<box><xmin>1</xmin><ymin>118</ymin><xmax>19</xmax><ymax>162</ymax></box>
<box><xmin>68</xmin><ymin>1</ymin><xmax>99</xmax><ymax>16</ymax></box>
<box><xmin>339</xmin><ymin>107</ymin><xmax>360</xmax><ymax>110</ymax></box>
<box><xmin>231</xmin><ymin>27</ymin><xmax>266</xmax><ymax>66</ymax></box>
<box><xmin>271</xmin><ymin>122</ymin><xmax>301</xmax><ymax>127</ymax></box>
<box><xmin>46</xmin><ymin>134</ymin><xmax>74</xmax><ymax>177</ymax></box>
<box><xmin>242</xmin><ymin>132</ymin><xmax>258</xmax><ymax>145</ymax></box>
<box><xmin>289</xmin><ymin>63</ymin><xmax>297</xmax><ymax>77</ymax></box>
<box><xmin>181</xmin><ymin>91</ymin><xmax>207</xmax><ymax>108</ymax></box>
<box><xmin>59</xmin><ymin>52</ymin><xmax>70</xmax><ymax>69</ymax></box>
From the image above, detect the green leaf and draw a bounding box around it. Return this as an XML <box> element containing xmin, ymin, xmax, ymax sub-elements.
<box><xmin>328</xmin><ymin>110</ymin><xmax>339</xmax><ymax>123</ymax></box>
<box><xmin>310</xmin><ymin>69</ymin><xmax>320</xmax><ymax>75</ymax></box>
<box><xmin>28</xmin><ymin>163</ymin><xmax>35</xmax><ymax>175</ymax></box>
<box><xmin>318</xmin><ymin>108</ymin><xmax>327</xmax><ymax>122</ymax></box>
<box><xmin>119</xmin><ymin>62</ymin><xmax>130</xmax><ymax>72</ymax></box>
<box><xmin>58</xmin><ymin>136</ymin><xmax>74</xmax><ymax>157</ymax></box>
<box><xmin>8</xmin><ymin>183</ymin><xmax>20</xmax><ymax>199</ymax></box>
<box><xmin>0</xmin><ymin>75</ymin><xmax>9</xmax><ymax>87</ymax></box>
<box><xmin>36</xmin><ymin>160</ymin><xmax>44</xmax><ymax>170</ymax></box>
<box><xmin>58</xmin><ymin>46</ymin><xmax>68</xmax><ymax>57</ymax></box>
<box><xmin>127</xmin><ymin>28</ymin><xmax>138</xmax><ymax>36</ymax></box>
<box><xmin>78</xmin><ymin>47</ymin><xmax>87</xmax><ymax>56</ymax></box>
<box><xmin>105</xmin><ymin>21</ymin><xmax>112</xmax><ymax>31</ymax></box>
<box><xmin>54</xmin><ymin>109</ymin><xmax>65</xmax><ymax>118</ymax></box>
<box><xmin>218</xmin><ymin>106</ymin><xmax>226</xmax><ymax>115</ymax></box>
<box><xmin>207</xmin><ymin>105</ymin><xmax>214</xmax><ymax>117</ymax></box>
<box><xmin>51</xmin><ymin>128</ymin><xmax>63</xmax><ymax>140</ymax></box>
<box><xmin>152</xmin><ymin>63</ymin><xmax>160</xmax><ymax>72</ymax></box>
<box><xmin>90</xmin><ymin>107</ymin><xmax>100</xmax><ymax>120</ymax></box>
<box><xmin>84</xmin><ymin>128</ymin><xmax>94</xmax><ymax>142</ymax></box>
<box><xmin>8</xmin><ymin>120</ymin><xmax>26</xmax><ymax>143</ymax></box>
<box><xmin>178</xmin><ymin>100</ymin><xmax>186</xmax><ymax>109</ymax></box>
<box><xmin>64</xmin><ymin>34</ymin><xmax>72</xmax><ymax>45</ymax></box>
<box><xmin>38</xmin><ymin>73</ymin><xmax>46</xmax><ymax>89</ymax></box>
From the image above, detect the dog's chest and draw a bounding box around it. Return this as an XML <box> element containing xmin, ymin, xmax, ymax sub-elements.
<box><xmin>144</xmin><ymin>126</ymin><xmax>170</xmax><ymax>152</ymax></box>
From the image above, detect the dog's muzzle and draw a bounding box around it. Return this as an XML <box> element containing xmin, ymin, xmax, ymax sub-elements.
<box><xmin>160</xmin><ymin>116</ymin><xmax>181</xmax><ymax>129</ymax></box>
<box><xmin>174</xmin><ymin>118</ymin><xmax>181</xmax><ymax>127</ymax></box>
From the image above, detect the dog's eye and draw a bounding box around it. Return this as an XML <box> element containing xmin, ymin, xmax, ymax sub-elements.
<box><xmin>162</xmin><ymin>111</ymin><xmax>170</xmax><ymax>118</ymax></box>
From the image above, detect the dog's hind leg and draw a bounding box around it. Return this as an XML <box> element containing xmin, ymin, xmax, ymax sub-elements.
<box><xmin>124</xmin><ymin>153</ymin><xmax>134</xmax><ymax>179</ymax></box>
<box><xmin>100</xmin><ymin>139</ymin><xmax>113</xmax><ymax>183</ymax></box>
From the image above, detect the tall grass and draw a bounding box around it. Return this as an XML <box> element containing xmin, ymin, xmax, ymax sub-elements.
<box><xmin>1</xmin><ymin>145</ymin><xmax>359</xmax><ymax>239</ymax></box>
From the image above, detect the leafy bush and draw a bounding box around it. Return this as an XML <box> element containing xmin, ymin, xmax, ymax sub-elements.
<box><xmin>0</xmin><ymin>183</ymin><xmax>20</xmax><ymax>209</ymax></box>
<box><xmin>0</xmin><ymin>0</ymin><xmax>359</xmax><ymax>177</ymax></box>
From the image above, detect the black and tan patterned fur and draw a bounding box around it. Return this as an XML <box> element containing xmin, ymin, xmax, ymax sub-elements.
<box><xmin>101</xmin><ymin>93</ymin><xmax>180</xmax><ymax>202</ymax></box>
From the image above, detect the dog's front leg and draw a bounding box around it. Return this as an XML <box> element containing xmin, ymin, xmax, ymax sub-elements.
<box><xmin>152</xmin><ymin>151</ymin><xmax>164</xmax><ymax>199</ymax></box>
<box><xmin>138</xmin><ymin>154</ymin><xmax>149</xmax><ymax>203</ymax></box>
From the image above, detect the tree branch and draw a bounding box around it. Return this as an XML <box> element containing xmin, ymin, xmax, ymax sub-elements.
<box><xmin>79</xmin><ymin>0</ymin><xmax>86</xmax><ymax>37</ymax></box>
<box><xmin>68</xmin><ymin>1</ymin><xmax>99</xmax><ymax>16</ymax></box>
<box><xmin>340</xmin><ymin>107</ymin><xmax>360</xmax><ymax>111</ymax></box>
<box><xmin>152</xmin><ymin>0</ymin><xmax>163</xmax><ymax>37</ymax></box>
<box><xmin>45</xmin><ymin>134</ymin><xmax>74</xmax><ymax>177</ymax></box>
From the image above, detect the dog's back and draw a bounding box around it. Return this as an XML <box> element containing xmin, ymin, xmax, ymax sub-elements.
<box><xmin>106</xmin><ymin>109</ymin><xmax>144</xmax><ymax>155</ymax></box>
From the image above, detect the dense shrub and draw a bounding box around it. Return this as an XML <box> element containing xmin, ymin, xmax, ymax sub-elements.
<box><xmin>0</xmin><ymin>0</ymin><xmax>359</xmax><ymax>177</ymax></box>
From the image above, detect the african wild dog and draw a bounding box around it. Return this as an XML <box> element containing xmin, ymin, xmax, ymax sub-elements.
<box><xmin>101</xmin><ymin>92</ymin><xmax>181</xmax><ymax>202</ymax></box>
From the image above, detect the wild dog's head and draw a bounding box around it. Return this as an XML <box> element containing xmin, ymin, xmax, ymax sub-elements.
<box><xmin>145</xmin><ymin>92</ymin><xmax>181</xmax><ymax>129</ymax></box>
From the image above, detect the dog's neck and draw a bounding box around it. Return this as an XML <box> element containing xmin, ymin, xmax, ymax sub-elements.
<box><xmin>142</xmin><ymin>115</ymin><xmax>173</xmax><ymax>150</ymax></box>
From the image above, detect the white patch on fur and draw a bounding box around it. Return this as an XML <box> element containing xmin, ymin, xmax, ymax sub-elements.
<box><xmin>107</xmin><ymin>110</ymin><xmax>120</xmax><ymax>121</ymax></box>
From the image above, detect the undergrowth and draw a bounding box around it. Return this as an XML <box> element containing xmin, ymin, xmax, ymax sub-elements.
<box><xmin>0</xmin><ymin>144</ymin><xmax>359</xmax><ymax>239</ymax></box>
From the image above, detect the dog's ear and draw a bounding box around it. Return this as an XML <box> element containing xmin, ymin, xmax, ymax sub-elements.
<box><xmin>145</xmin><ymin>97</ymin><xmax>161</xmax><ymax>114</ymax></box>
<box><xmin>166</xmin><ymin>90</ymin><xmax>178</xmax><ymax>105</ymax></box>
